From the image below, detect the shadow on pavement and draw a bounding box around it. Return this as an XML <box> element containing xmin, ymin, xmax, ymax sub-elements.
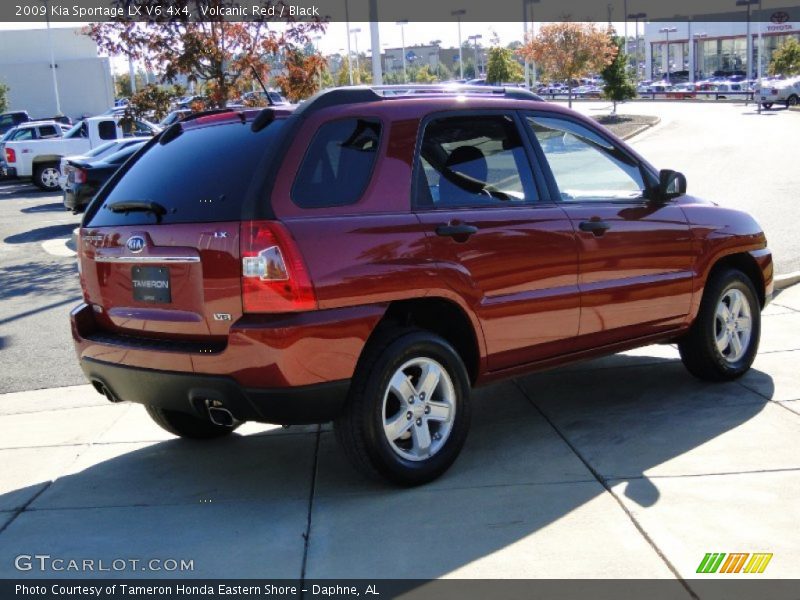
<box><xmin>4</xmin><ymin>223</ymin><xmax>76</xmax><ymax>244</ymax></box>
<box><xmin>0</xmin><ymin>354</ymin><xmax>774</xmax><ymax>580</ymax></box>
<box><xmin>20</xmin><ymin>203</ymin><xmax>69</xmax><ymax>214</ymax></box>
<box><xmin>0</xmin><ymin>261</ymin><xmax>78</xmax><ymax>300</ymax></box>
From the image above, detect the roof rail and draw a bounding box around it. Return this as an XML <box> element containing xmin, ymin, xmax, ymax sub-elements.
<box><xmin>293</xmin><ymin>84</ymin><xmax>544</xmax><ymax>118</ymax></box>
<box><xmin>370</xmin><ymin>84</ymin><xmax>543</xmax><ymax>101</ymax></box>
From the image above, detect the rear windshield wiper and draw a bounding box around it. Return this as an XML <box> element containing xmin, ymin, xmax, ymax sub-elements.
<box><xmin>107</xmin><ymin>200</ymin><xmax>167</xmax><ymax>218</ymax></box>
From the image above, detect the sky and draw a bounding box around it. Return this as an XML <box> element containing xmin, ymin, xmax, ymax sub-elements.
<box><xmin>0</xmin><ymin>20</ymin><xmax>631</xmax><ymax>74</ymax></box>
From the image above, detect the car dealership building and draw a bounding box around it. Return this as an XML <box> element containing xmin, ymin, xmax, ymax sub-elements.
<box><xmin>643</xmin><ymin>10</ymin><xmax>799</xmax><ymax>81</ymax></box>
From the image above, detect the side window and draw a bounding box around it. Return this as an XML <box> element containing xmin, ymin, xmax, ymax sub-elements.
<box><xmin>38</xmin><ymin>125</ymin><xmax>58</xmax><ymax>138</ymax></box>
<box><xmin>97</xmin><ymin>121</ymin><xmax>118</xmax><ymax>140</ymax></box>
<box><xmin>12</xmin><ymin>128</ymin><xmax>33</xmax><ymax>141</ymax></box>
<box><xmin>526</xmin><ymin>115</ymin><xmax>645</xmax><ymax>202</ymax></box>
<box><xmin>291</xmin><ymin>118</ymin><xmax>381</xmax><ymax>209</ymax></box>
<box><xmin>414</xmin><ymin>114</ymin><xmax>537</xmax><ymax>209</ymax></box>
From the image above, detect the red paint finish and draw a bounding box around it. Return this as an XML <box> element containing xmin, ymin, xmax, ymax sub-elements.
<box><xmin>71</xmin><ymin>96</ymin><xmax>772</xmax><ymax>413</ymax></box>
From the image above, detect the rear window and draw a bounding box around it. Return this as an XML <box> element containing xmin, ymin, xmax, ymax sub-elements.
<box><xmin>98</xmin><ymin>121</ymin><xmax>117</xmax><ymax>140</ymax></box>
<box><xmin>291</xmin><ymin>118</ymin><xmax>381</xmax><ymax>209</ymax></box>
<box><xmin>102</xmin><ymin>143</ymin><xmax>145</xmax><ymax>165</ymax></box>
<box><xmin>86</xmin><ymin>118</ymin><xmax>287</xmax><ymax>227</ymax></box>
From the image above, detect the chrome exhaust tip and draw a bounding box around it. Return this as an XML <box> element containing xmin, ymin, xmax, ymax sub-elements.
<box><xmin>206</xmin><ymin>401</ymin><xmax>235</xmax><ymax>427</ymax></box>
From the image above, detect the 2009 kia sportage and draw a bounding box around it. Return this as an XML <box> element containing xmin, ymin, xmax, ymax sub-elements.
<box><xmin>71</xmin><ymin>86</ymin><xmax>772</xmax><ymax>485</ymax></box>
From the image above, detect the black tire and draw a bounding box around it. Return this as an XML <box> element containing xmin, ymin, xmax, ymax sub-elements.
<box><xmin>33</xmin><ymin>163</ymin><xmax>61</xmax><ymax>191</ymax></box>
<box><xmin>786</xmin><ymin>95</ymin><xmax>798</xmax><ymax>108</ymax></box>
<box><xmin>678</xmin><ymin>268</ymin><xmax>760</xmax><ymax>381</ymax></box>
<box><xmin>761</xmin><ymin>102</ymin><xmax>773</xmax><ymax>110</ymax></box>
<box><xmin>145</xmin><ymin>405</ymin><xmax>239</xmax><ymax>440</ymax></box>
<box><xmin>334</xmin><ymin>328</ymin><xmax>471</xmax><ymax>486</ymax></box>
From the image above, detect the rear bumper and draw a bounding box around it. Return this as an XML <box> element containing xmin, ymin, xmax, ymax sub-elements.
<box><xmin>80</xmin><ymin>357</ymin><xmax>349</xmax><ymax>425</ymax></box>
<box><xmin>71</xmin><ymin>301</ymin><xmax>387</xmax><ymax>423</ymax></box>
<box><xmin>0</xmin><ymin>165</ymin><xmax>16</xmax><ymax>178</ymax></box>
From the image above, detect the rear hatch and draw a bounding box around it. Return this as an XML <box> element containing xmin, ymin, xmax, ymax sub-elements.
<box><xmin>79</xmin><ymin>111</ymin><xmax>289</xmax><ymax>342</ymax></box>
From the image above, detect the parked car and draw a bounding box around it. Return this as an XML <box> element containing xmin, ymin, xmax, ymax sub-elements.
<box><xmin>72</xmin><ymin>87</ymin><xmax>772</xmax><ymax>486</ymax></box>
<box><xmin>3</xmin><ymin>115</ymin><xmax>159</xmax><ymax>190</ymax></box>
<box><xmin>63</xmin><ymin>141</ymin><xmax>147</xmax><ymax>212</ymax></box>
<box><xmin>58</xmin><ymin>137</ymin><xmax>151</xmax><ymax>190</ymax></box>
<box><xmin>158</xmin><ymin>109</ymin><xmax>193</xmax><ymax>128</ymax></box>
<box><xmin>666</xmin><ymin>82</ymin><xmax>697</xmax><ymax>99</ymax></box>
<box><xmin>240</xmin><ymin>91</ymin><xmax>288</xmax><ymax>106</ymax></box>
<box><xmin>0</xmin><ymin>121</ymin><xmax>70</xmax><ymax>178</ymax></box>
<box><xmin>755</xmin><ymin>77</ymin><xmax>800</xmax><ymax>109</ymax></box>
<box><xmin>0</xmin><ymin>111</ymin><xmax>71</xmax><ymax>135</ymax></box>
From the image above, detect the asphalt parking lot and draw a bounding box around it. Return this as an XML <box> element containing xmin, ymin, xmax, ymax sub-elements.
<box><xmin>0</xmin><ymin>101</ymin><xmax>799</xmax><ymax>587</ymax></box>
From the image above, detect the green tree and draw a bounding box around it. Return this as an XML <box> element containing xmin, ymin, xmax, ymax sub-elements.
<box><xmin>486</xmin><ymin>47</ymin><xmax>524</xmax><ymax>84</ymax></box>
<box><xmin>601</xmin><ymin>36</ymin><xmax>637</xmax><ymax>113</ymax></box>
<box><xmin>124</xmin><ymin>83</ymin><xmax>185</xmax><ymax>123</ymax></box>
<box><xmin>413</xmin><ymin>65</ymin><xmax>437</xmax><ymax>83</ymax></box>
<box><xmin>0</xmin><ymin>82</ymin><xmax>8</xmax><ymax>113</ymax></box>
<box><xmin>769</xmin><ymin>37</ymin><xmax>800</xmax><ymax>77</ymax></box>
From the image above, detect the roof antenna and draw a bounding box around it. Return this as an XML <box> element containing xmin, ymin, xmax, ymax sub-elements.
<box><xmin>250</xmin><ymin>66</ymin><xmax>275</xmax><ymax>106</ymax></box>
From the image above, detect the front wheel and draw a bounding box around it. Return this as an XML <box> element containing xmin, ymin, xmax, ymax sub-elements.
<box><xmin>786</xmin><ymin>95</ymin><xmax>798</xmax><ymax>108</ymax></box>
<box><xmin>678</xmin><ymin>268</ymin><xmax>760</xmax><ymax>381</ymax></box>
<box><xmin>335</xmin><ymin>328</ymin><xmax>471</xmax><ymax>486</ymax></box>
<box><xmin>145</xmin><ymin>405</ymin><xmax>240</xmax><ymax>439</ymax></box>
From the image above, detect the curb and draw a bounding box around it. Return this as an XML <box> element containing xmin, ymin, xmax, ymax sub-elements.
<box><xmin>621</xmin><ymin>117</ymin><xmax>661</xmax><ymax>140</ymax></box>
<box><xmin>775</xmin><ymin>271</ymin><xmax>800</xmax><ymax>290</ymax></box>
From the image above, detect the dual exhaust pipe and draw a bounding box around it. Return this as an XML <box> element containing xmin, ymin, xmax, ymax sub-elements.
<box><xmin>92</xmin><ymin>379</ymin><xmax>236</xmax><ymax>428</ymax></box>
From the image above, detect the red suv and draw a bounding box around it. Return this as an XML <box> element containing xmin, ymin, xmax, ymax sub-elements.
<box><xmin>72</xmin><ymin>86</ymin><xmax>772</xmax><ymax>485</ymax></box>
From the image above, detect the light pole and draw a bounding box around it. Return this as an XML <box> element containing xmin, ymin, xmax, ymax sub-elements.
<box><xmin>736</xmin><ymin>0</ymin><xmax>758</xmax><ymax>80</ymax></box>
<box><xmin>344</xmin><ymin>0</ymin><xmax>353</xmax><ymax>85</ymax></box>
<box><xmin>350</xmin><ymin>27</ymin><xmax>361</xmax><ymax>80</ymax></box>
<box><xmin>39</xmin><ymin>0</ymin><xmax>62</xmax><ymax>115</ymax></box>
<box><xmin>627</xmin><ymin>12</ymin><xmax>646</xmax><ymax>82</ymax></box>
<box><xmin>396</xmin><ymin>20</ymin><xmax>408</xmax><ymax>83</ymax></box>
<box><xmin>468</xmin><ymin>34</ymin><xmax>483</xmax><ymax>78</ymax></box>
<box><xmin>658</xmin><ymin>27</ymin><xmax>677</xmax><ymax>83</ymax></box>
<box><xmin>524</xmin><ymin>0</ymin><xmax>541</xmax><ymax>89</ymax></box>
<box><xmin>691</xmin><ymin>32</ymin><xmax>706</xmax><ymax>82</ymax></box>
<box><xmin>451</xmin><ymin>9</ymin><xmax>466</xmax><ymax>80</ymax></box>
<box><xmin>313</xmin><ymin>35</ymin><xmax>323</xmax><ymax>89</ymax></box>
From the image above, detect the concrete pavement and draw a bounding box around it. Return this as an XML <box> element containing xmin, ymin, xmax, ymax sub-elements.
<box><xmin>0</xmin><ymin>285</ymin><xmax>798</xmax><ymax>587</ymax></box>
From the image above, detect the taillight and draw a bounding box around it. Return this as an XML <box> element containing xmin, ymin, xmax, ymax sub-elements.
<box><xmin>5</xmin><ymin>148</ymin><xmax>15</xmax><ymax>163</ymax></box>
<box><xmin>240</xmin><ymin>220</ymin><xmax>317</xmax><ymax>313</ymax></box>
<box><xmin>73</xmin><ymin>168</ymin><xmax>87</xmax><ymax>184</ymax></box>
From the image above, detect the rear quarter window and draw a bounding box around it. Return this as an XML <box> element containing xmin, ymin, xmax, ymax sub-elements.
<box><xmin>291</xmin><ymin>118</ymin><xmax>381</xmax><ymax>209</ymax></box>
<box><xmin>86</xmin><ymin>118</ymin><xmax>287</xmax><ymax>227</ymax></box>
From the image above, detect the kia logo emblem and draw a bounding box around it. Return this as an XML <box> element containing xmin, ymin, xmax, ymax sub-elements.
<box><xmin>126</xmin><ymin>236</ymin><xmax>145</xmax><ymax>253</ymax></box>
<box><xmin>771</xmin><ymin>11</ymin><xmax>789</xmax><ymax>24</ymax></box>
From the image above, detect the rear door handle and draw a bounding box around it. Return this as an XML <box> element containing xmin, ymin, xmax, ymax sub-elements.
<box><xmin>436</xmin><ymin>223</ymin><xmax>479</xmax><ymax>239</ymax></box>
<box><xmin>579</xmin><ymin>220</ymin><xmax>610</xmax><ymax>236</ymax></box>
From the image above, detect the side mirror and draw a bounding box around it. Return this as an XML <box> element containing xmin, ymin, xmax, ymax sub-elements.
<box><xmin>656</xmin><ymin>169</ymin><xmax>687</xmax><ymax>202</ymax></box>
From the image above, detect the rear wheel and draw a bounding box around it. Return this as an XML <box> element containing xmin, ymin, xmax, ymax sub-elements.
<box><xmin>678</xmin><ymin>269</ymin><xmax>760</xmax><ymax>381</ymax></box>
<box><xmin>761</xmin><ymin>102</ymin><xmax>773</xmax><ymax>110</ymax></box>
<box><xmin>145</xmin><ymin>405</ymin><xmax>239</xmax><ymax>440</ymax></box>
<box><xmin>335</xmin><ymin>328</ymin><xmax>471</xmax><ymax>486</ymax></box>
<box><xmin>33</xmin><ymin>163</ymin><xmax>60</xmax><ymax>191</ymax></box>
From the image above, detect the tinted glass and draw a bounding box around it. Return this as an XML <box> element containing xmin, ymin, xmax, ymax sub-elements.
<box><xmin>292</xmin><ymin>118</ymin><xmax>381</xmax><ymax>209</ymax></box>
<box><xmin>98</xmin><ymin>121</ymin><xmax>117</xmax><ymax>140</ymax></box>
<box><xmin>87</xmin><ymin>119</ymin><xmax>287</xmax><ymax>227</ymax></box>
<box><xmin>415</xmin><ymin>114</ymin><xmax>537</xmax><ymax>208</ymax></box>
<box><xmin>526</xmin><ymin>115</ymin><xmax>645</xmax><ymax>202</ymax></box>
<box><xmin>102</xmin><ymin>143</ymin><xmax>145</xmax><ymax>165</ymax></box>
<box><xmin>38</xmin><ymin>125</ymin><xmax>58</xmax><ymax>138</ymax></box>
<box><xmin>84</xmin><ymin>140</ymin><xmax>119</xmax><ymax>158</ymax></box>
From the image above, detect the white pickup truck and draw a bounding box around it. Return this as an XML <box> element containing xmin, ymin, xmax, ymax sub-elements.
<box><xmin>3</xmin><ymin>115</ymin><xmax>159</xmax><ymax>190</ymax></box>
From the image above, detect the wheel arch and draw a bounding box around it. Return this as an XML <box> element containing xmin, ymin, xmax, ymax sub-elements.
<box><xmin>363</xmin><ymin>297</ymin><xmax>483</xmax><ymax>385</ymax></box>
<box><xmin>706</xmin><ymin>252</ymin><xmax>766</xmax><ymax>308</ymax></box>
